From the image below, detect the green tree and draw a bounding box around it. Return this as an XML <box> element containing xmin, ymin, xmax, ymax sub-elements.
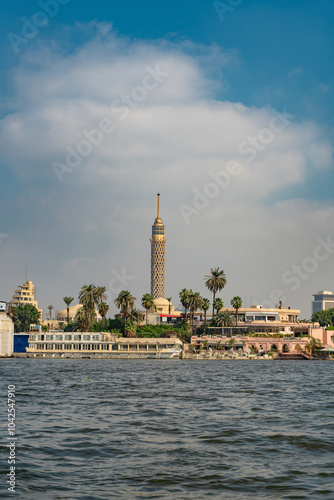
<box><xmin>312</xmin><ymin>309</ymin><xmax>334</xmax><ymax>327</ymax></box>
<box><xmin>179</xmin><ymin>288</ymin><xmax>190</xmax><ymax>323</ymax></box>
<box><xmin>95</xmin><ymin>286</ymin><xmax>108</xmax><ymax>305</ymax></box>
<box><xmin>12</xmin><ymin>304</ymin><xmax>41</xmax><ymax>333</ymax></box>
<box><xmin>130</xmin><ymin>308</ymin><xmax>145</xmax><ymax>325</ymax></box>
<box><xmin>231</xmin><ymin>296</ymin><xmax>243</xmax><ymax>326</ymax></box>
<box><xmin>166</xmin><ymin>297</ymin><xmax>172</xmax><ymax>315</ymax></box>
<box><xmin>98</xmin><ymin>302</ymin><xmax>109</xmax><ymax>325</ymax></box>
<box><xmin>213</xmin><ymin>298</ymin><xmax>224</xmax><ymax>316</ymax></box>
<box><xmin>75</xmin><ymin>306</ymin><xmax>96</xmax><ymax>332</ymax></box>
<box><xmin>63</xmin><ymin>296</ymin><xmax>74</xmax><ymax>323</ymax></box>
<box><xmin>227</xmin><ymin>338</ymin><xmax>236</xmax><ymax>350</ymax></box>
<box><xmin>215</xmin><ymin>310</ymin><xmax>235</xmax><ymax>327</ymax></box>
<box><xmin>204</xmin><ymin>267</ymin><xmax>227</xmax><ymax>318</ymax></box>
<box><xmin>202</xmin><ymin>298</ymin><xmax>210</xmax><ymax>331</ymax></box>
<box><xmin>187</xmin><ymin>291</ymin><xmax>203</xmax><ymax>334</ymax></box>
<box><xmin>47</xmin><ymin>304</ymin><xmax>53</xmax><ymax>321</ymax></box>
<box><xmin>79</xmin><ymin>284</ymin><xmax>96</xmax><ymax>309</ymax></box>
<box><xmin>114</xmin><ymin>290</ymin><xmax>136</xmax><ymax>335</ymax></box>
<box><xmin>125</xmin><ymin>320</ymin><xmax>137</xmax><ymax>337</ymax></box>
<box><xmin>77</xmin><ymin>284</ymin><xmax>98</xmax><ymax>331</ymax></box>
<box><xmin>141</xmin><ymin>293</ymin><xmax>155</xmax><ymax>324</ymax></box>
<box><xmin>306</xmin><ymin>337</ymin><xmax>322</xmax><ymax>356</ymax></box>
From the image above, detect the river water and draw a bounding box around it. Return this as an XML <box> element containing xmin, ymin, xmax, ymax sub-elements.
<box><xmin>1</xmin><ymin>359</ymin><xmax>334</xmax><ymax>499</ymax></box>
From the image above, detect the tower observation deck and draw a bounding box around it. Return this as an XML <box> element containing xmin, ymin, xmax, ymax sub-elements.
<box><xmin>150</xmin><ymin>194</ymin><xmax>166</xmax><ymax>299</ymax></box>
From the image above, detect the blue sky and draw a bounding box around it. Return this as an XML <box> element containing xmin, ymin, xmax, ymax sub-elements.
<box><xmin>0</xmin><ymin>0</ymin><xmax>333</xmax><ymax>318</ymax></box>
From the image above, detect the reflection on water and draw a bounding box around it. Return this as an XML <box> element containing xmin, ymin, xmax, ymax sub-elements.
<box><xmin>1</xmin><ymin>359</ymin><xmax>334</xmax><ymax>499</ymax></box>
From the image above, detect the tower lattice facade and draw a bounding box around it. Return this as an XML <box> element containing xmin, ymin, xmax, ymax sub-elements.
<box><xmin>150</xmin><ymin>194</ymin><xmax>166</xmax><ymax>299</ymax></box>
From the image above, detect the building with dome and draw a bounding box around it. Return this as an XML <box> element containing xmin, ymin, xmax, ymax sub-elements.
<box><xmin>144</xmin><ymin>297</ymin><xmax>182</xmax><ymax>326</ymax></box>
<box><xmin>56</xmin><ymin>304</ymin><xmax>102</xmax><ymax>323</ymax></box>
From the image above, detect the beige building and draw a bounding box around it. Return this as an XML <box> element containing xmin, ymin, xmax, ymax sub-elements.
<box><xmin>56</xmin><ymin>304</ymin><xmax>102</xmax><ymax>322</ymax></box>
<box><xmin>150</xmin><ymin>194</ymin><xmax>166</xmax><ymax>299</ymax></box>
<box><xmin>10</xmin><ymin>280</ymin><xmax>43</xmax><ymax>320</ymax></box>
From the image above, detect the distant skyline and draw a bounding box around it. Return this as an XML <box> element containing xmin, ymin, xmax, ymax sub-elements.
<box><xmin>0</xmin><ymin>0</ymin><xmax>333</xmax><ymax>318</ymax></box>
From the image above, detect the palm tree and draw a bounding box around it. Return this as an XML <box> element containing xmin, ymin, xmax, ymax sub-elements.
<box><xmin>63</xmin><ymin>296</ymin><xmax>74</xmax><ymax>323</ymax></box>
<box><xmin>130</xmin><ymin>308</ymin><xmax>145</xmax><ymax>325</ymax></box>
<box><xmin>95</xmin><ymin>286</ymin><xmax>107</xmax><ymax>305</ymax></box>
<box><xmin>75</xmin><ymin>306</ymin><xmax>96</xmax><ymax>332</ymax></box>
<box><xmin>306</xmin><ymin>337</ymin><xmax>321</xmax><ymax>356</ymax></box>
<box><xmin>216</xmin><ymin>310</ymin><xmax>235</xmax><ymax>327</ymax></box>
<box><xmin>187</xmin><ymin>291</ymin><xmax>203</xmax><ymax>334</ymax></box>
<box><xmin>125</xmin><ymin>320</ymin><xmax>137</xmax><ymax>338</ymax></box>
<box><xmin>204</xmin><ymin>268</ymin><xmax>227</xmax><ymax>318</ymax></box>
<box><xmin>79</xmin><ymin>284</ymin><xmax>97</xmax><ymax>309</ymax></box>
<box><xmin>202</xmin><ymin>298</ymin><xmax>210</xmax><ymax>331</ymax></box>
<box><xmin>213</xmin><ymin>298</ymin><xmax>224</xmax><ymax>316</ymax></box>
<box><xmin>141</xmin><ymin>293</ymin><xmax>155</xmax><ymax>324</ymax></box>
<box><xmin>98</xmin><ymin>302</ymin><xmax>109</xmax><ymax>325</ymax></box>
<box><xmin>227</xmin><ymin>338</ymin><xmax>236</xmax><ymax>350</ymax></box>
<box><xmin>166</xmin><ymin>297</ymin><xmax>172</xmax><ymax>315</ymax></box>
<box><xmin>48</xmin><ymin>304</ymin><xmax>53</xmax><ymax>321</ymax></box>
<box><xmin>215</xmin><ymin>340</ymin><xmax>222</xmax><ymax>351</ymax></box>
<box><xmin>179</xmin><ymin>288</ymin><xmax>190</xmax><ymax>323</ymax></box>
<box><xmin>114</xmin><ymin>290</ymin><xmax>136</xmax><ymax>334</ymax></box>
<box><xmin>78</xmin><ymin>284</ymin><xmax>100</xmax><ymax>331</ymax></box>
<box><xmin>231</xmin><ymin>296</ymin><xmax>243</xmax><ymax>326</ymax></box>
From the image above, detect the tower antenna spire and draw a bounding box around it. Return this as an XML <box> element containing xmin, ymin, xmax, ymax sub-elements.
<box><xmin>157</xmin><ymin>193</ymin><xmax>160</xmax><ymax>219</ymax></box>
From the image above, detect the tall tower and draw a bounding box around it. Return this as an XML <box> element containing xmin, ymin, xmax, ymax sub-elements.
<box><xmin>150</xmin><ymin>194</ymin><xmax>166</xmax><ymax>299</ymax></box>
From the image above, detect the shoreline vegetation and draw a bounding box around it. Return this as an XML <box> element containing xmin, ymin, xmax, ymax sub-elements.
<box><xmin>8</xmin><ymin>270</ymin><xmax>334</xmax><ymax>360</ymax></box>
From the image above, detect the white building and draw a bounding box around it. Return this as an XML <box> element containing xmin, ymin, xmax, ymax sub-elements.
<box><xmin>0</xmin><ymin>302</ymin><xmax>14</xmax><ymax>356</ymax></box>
<box><xmin>312</xmin><ymin>291</ymin><xmax>334</xmax><ymax>314</ymax></box>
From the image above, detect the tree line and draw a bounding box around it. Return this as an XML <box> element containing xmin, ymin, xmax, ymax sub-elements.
<box><xmin>11</xmin><ymin>267</ymin><xmax>245</xmax><ymax>336</ymax></box>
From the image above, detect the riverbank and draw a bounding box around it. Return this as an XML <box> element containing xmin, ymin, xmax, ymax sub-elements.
<box><xmin>2</xmin><ymin>353</ymin><xmax>333</xmax><ymax>360</ymax></box>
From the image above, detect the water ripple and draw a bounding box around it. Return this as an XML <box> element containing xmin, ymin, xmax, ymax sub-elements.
<box><xmin>0</xmin><ymin>359</ymin><xmax>334</xmax><ymax>499</ymax></box>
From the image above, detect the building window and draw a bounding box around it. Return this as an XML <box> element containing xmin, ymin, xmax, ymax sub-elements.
<box><xmin>83</xmin><ymin>335</ymin><xmax>91</xmax><ymax>341</ymax></box>
<box><xmin>64</xmin><ymin>344</ymin><xmax>72</xmax><ymax>350</ymax></box>
<box><xmin>73</xmin><ymin>344</ymin><xmax>82</xmax><ymax>350</ymax></box>
<box><xmin>55</xmin><ymin>335</ymin><xmax>63</xmax><ymax>341</ymax></box>
<box><xmin>82</xmin><ymin>344</ymin><xmax>91</xmax><ymax>350</ymax></box>
<box><xmin>54</xmin><ymin>344</ymin><xmax>63</xmax><ymax>350</ymax></box>
<box><xmin>65</xmin><ymin>335</ymin><xmax>72</xmax><ymax>341</ymax></box>
<box><xmin>74</xmin><ymin>335</ymin><xmax>81</xmax><ymax>341</ymax></box>
<box><xmin>46</xmin><ymin>335</ymin><xmax>54</xmax><ymax>341</ymax></box>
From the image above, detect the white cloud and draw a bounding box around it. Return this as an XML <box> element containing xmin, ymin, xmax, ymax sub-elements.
<box><xmin>0</xmin><ymin>24</ymin><xmax>333</xmax><ymax>317</ymax></box>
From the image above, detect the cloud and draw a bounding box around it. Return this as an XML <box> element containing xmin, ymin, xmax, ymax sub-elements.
<box><xmin>0</xmin><ymin>23</ymin><xmax>333</xmax><ymax>317</ymax></box>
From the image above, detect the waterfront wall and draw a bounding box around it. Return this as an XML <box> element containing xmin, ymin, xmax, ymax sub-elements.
<box><xmin>0</xmin><ymin>311</ymin><xmax>14</xmax><ymax>356</ymax></box>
